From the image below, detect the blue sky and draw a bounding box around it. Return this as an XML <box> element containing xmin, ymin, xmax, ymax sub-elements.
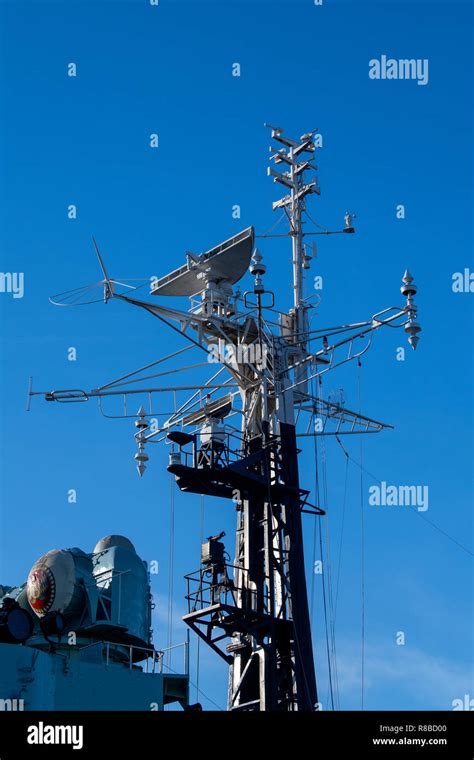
<box><xmin>0</xmin><ymin>0</ymin><xmax>472</xmax><ymax>710</ymax></box>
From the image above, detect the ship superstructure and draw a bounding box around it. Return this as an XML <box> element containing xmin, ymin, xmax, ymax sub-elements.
<box><xmin>0</xmin><ymin>535</ymin><xmax>189</xmax><ymax>710</ymax></box>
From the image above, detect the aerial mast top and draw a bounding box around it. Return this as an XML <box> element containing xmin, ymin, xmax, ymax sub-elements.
<box><xmin>266</xmin><ymin>125</ymin><xmax>322</xmax><ymax>392</ymax></box>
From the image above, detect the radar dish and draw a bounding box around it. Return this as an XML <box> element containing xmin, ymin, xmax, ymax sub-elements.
<box><xmin>151</xmin><ymin>226</ymin><xmax>254</xmax><ymax>297</ymax></box>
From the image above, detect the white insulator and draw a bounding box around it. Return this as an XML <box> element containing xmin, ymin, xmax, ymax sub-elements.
<box><xmin>169</xmin><ymin>451</ymin><xmax>181</xmax><ymax>466</ymax></box>
<box><xmin>405</xmin><ymin>321</ymin><xmax>421</xmax><ymax>336</ymax></box>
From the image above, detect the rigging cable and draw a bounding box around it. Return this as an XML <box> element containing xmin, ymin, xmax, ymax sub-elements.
<box><xmin>313</xmin><ymin>376</ymin><xmax>340</xmax><ymax>709</ymax></box>
<box><xmin>321</xmin><ymin>409</ymin><xmax>341</xmax><ymax>710</ymax></box>
<box><xmin>195</xmin><ymin>494</ymin><xmax>205</xmax><ymax>702</ymax></box>
<box><xmin>163</xmin><ymin>661</ymin><xmax>225</xmax><ymax>711</ymax></box>
<box><xmin>336</xmin><ymin>439</ymin><xmax>474</xmax><ymax>559</ymax></box>
<box><xmin>311</xmin><ymin>376</ymin><xmax>335</xmax><ymax>711</ymax></box>
<box><xmin>334</xmin><ymin>448</ymin><xmax>349</xmax><ymax>621</ymax></box>
<box><xmin>167</xmin><ymin>472</ymin><xmax>175</xmax><ymax>669</ymax></box>
<box><xmin>309</xmin><ymin>377</ymin><xmax>320</xmax><ymax>623</ymax></box>
<box><xmin>255</xmin><ymin>211</ymin><xmax>287</xmax><ymax>238</ymax></box>
<box><xmin>358</xmin><ymin>359</ymin><xmax>365</xmax><ymax>711</ymax></box>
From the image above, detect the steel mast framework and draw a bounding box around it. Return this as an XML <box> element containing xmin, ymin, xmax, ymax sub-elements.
<box><xmin>29</xmin><ymin>126</ymin><xmax>421</xmax><ymax>711</ymax></box>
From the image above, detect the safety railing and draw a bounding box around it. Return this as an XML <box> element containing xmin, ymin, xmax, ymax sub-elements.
<box><xmin>184</xmin><ymin>564</ymin><xmax>267</xmax><ymax>614</ymax></box>
<box><xmin>77</xmin><ymin>639</ymin><xmax>189</xmax><ymax>675</ymax></box>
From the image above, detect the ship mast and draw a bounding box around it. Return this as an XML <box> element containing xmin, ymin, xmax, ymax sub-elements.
<box><xmin>267</xmin><ymin>125</ymin><xmax>322</xmax><ymax>393</ymax></box>
<box><xmin>29</xmin><ymin>124</ymin><xmax>421</xmax><ymax>712</ymax></box>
